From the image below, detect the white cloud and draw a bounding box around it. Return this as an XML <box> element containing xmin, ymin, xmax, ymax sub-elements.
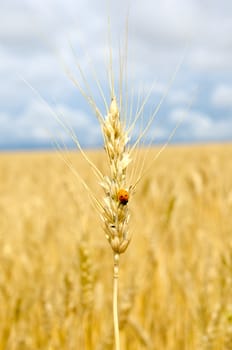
<box><xmin>170</xmin><ymin>108</ymin><xmax>212</xmax><ymax>133</ymax></box>
<box><xmin>188</xmin><ymin>49</ymin><xmax>232</xmax><ymax>71</ymax></box>
<box><xmin>1</xmin><ymin>0</ymin><xmax>232</xmax><ymax>149</ymax></box>
<box><xmin>169</xmin><ymin>108</ymin><xmax>232</xmax><ymax>141</ymax></box>
<box><xmin>167</xmin><ymin>89</ymin><xmax>193</xmax><ymax>105</ymax></box>
<box><xmin>0</xmin><ymin>99</ymin><xmax>100</xmax><ymax>147</ymax></box>
<box><xmin>211</xmin><ymin>85</ymin><xmax>232</xmax><ymax>108</ymax></box>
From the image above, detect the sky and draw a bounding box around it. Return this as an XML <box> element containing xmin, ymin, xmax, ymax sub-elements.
<box><xmin>0</xmin><ymin>0</ymin><xmax>232</xmax><ymax>150</ymax></box>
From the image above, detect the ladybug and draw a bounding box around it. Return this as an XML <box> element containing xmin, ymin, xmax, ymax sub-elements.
<box><xmin>118</xmin><ymin>189</ymin><xmax>129</xmax><ymax>205</ymax></box>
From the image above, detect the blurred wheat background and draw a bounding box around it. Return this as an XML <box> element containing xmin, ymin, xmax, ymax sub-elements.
<box><xmin>0</xmin><ymin>143</ymin><xmax>232</xmax><ymax>349</ymax></box>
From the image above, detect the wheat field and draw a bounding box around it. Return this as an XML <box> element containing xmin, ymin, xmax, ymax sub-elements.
<box><xmin>0</xmin><ymin>143</ymin><xmax>232</xmax><ymax>349</ymax></box>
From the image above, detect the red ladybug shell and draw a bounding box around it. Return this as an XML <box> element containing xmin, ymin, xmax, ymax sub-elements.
<box><xmin>118</xmin><ymin>189</ymin><xmax>129</xmax><ymax>205</ymax></box>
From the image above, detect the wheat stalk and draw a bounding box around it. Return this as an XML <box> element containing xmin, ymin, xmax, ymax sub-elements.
<box><xmin>98</xmin><ymin>96</ymin><xmax>131</xmax><ymax>350</ymax></box>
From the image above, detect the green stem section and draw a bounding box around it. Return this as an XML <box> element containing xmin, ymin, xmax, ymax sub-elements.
<box><xmin>113</xmin><ymin>253</ymin><xmax>120</xmax><ymax>350</ymax></box>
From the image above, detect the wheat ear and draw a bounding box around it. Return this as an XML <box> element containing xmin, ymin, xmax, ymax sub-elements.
<box><xmin>99</xmin><ymin>96</ymin><xmax>131</xmax><ymax>350</ymax></box>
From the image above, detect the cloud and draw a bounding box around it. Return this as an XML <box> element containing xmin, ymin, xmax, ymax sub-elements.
<box><xmin>167</xmin><ymin>89</ymin><xmax>193</xmax><ymax>105</ymax></box>
<box><xmin>0</xmin><ymin>99</ymin><xmax>101</xmax><ymax>149</ymax></box>
<box><xmin>1</xmin><ymin>0</ymin><xmax>232</xmax><ymax>150</ymax></box>
<box><xmin>169</xmin><ymin>108</ymin><xmax>232</xmax><ymax>141</ymax></box>
<box><xmin>211</xmin><ymin>85</ymin><xmax>232</xmax><ymax>108</ymax></box>
<box><xmin>188</xmin><ymin>49</ymin><xmax>232</xmax><ymax>72</ymax></box>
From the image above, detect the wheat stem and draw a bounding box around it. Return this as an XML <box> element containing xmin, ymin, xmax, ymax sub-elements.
<box><xmin>113</xmin><ymin>253</ymin><xmax>120</xmax><ymax>350</ymax></box>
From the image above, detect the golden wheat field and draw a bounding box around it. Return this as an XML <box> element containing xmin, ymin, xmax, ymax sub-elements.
<box><xmin>0</xmin><ymin>143</ymin><xmax>232</xmax><ymax>350</ymax></box>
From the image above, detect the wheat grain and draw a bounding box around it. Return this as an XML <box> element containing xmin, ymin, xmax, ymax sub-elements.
<box><xmin>100</xmin><ymin>97</ymin><xmax>131</xmax><ymax>255</ymax></box>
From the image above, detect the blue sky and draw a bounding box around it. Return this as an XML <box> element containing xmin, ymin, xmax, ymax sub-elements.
<box><xmin>1</xmin><ymin>0</ymin><xmax>232</xmax><ymax>150</ymax></box>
